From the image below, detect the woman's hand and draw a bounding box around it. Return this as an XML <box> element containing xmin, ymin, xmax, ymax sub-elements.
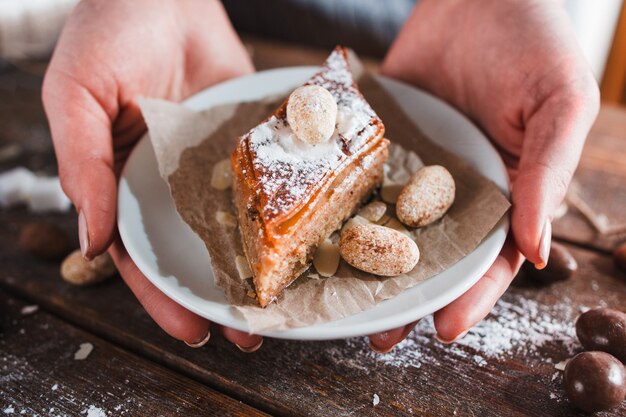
<box><xmin>369</xmin><ymin>0</ymin><xmax>599</xmax><ymax>351</ymax></box>
<box><xmin>43</xmin><ymin>0</ymin><xmax>262</xmax><ymax>350</ymax></box>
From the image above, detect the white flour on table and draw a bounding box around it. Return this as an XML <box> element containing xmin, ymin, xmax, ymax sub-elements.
<box><xmin>325</xmin><ymin>292</ymin><xmax>584</xmax><ymax>370</ymax></box>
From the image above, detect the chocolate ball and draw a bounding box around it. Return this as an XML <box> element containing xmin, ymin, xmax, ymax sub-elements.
<box><xmin>522</xmin><ymin>242</ymin><xmax>577</xmax><ymax>284</ymax></box>
<box><xmin>576</xmin><ymin>308</ymin><xmax>626</xmax><ymax>363</ymax></box>
<box><xmin>563</xmin><ymin>351</ymin><xmax>626</xmax><ymax>412</ymax></box>
<box><xmin>18</xmin><ymin>222</ymin><xmax>71</xmax><ymax>261</ymax></box>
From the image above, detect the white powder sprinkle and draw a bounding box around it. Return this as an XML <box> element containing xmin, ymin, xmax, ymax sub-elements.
<box><xmin>74</xmin><ymin>343</ymin><xmax>94</xmax><ymax>360</ymax></box>
<box><xmin>322</xmin><ymin>293</ymin><xmax>581</xmax><ymax>370</ymax></box>
<box><xmin>242</xmin><ymin>48</ymin><xmax>381</xmax><ymax>221</ymax></box>
<box><xmin>51</xmin><ymin>383</ymin><xmax>58</xmax><ymax>391</ymax></box>
<box><xmin>554</xmin><ymin>360</ymin><xmax>569</xmax><ymax>371</ymax></box>
<box><xmin>3</xmin><ymin>406</ymin><xmax>14</xmax><ymax>415</ymax></box>
<box><xmin>84</xmin><ymin>405</ymin><xmax>106</xmax><ymax>417</ymax></box>
<box><xmin>20</xmin><ymin>305</ymin><xmax>39</xmax><ymax>315</ymax></box>
<box><xmin>372</xmin><ymin>394</ymin><xmax>380</xmax><ymax>406</ymax></box>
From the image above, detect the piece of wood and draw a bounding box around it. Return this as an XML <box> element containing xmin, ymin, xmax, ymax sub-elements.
<box><xmin>0</xmin><ymin>290</ymin><xmax>269</xmax><ymax>417</ymax></box>
<box><xmin>600</xmin><ymin>1</ymin><xmax>626</xmax><ymax>103</ymax></box>
<box><xmin>243</xmin><ymin>35</ymin><xmax>381</xmax><ymax>73</ymax></box>
<box><xmin>552</xmin><ymin>105</ymin><xmax>626</xmax><ymax>252</ymax></box>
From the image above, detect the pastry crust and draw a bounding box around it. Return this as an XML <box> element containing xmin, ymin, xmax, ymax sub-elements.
<box><xmin>231</xmin><ymin>47</ymin><xmax>388</xmax><ymax>306</ymax></box>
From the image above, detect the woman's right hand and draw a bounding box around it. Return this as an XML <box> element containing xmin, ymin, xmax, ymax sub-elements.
<box><xmin>43</xmin><ymin>0</ymin><xmax>263</xmax><ymax>351</ymax></box>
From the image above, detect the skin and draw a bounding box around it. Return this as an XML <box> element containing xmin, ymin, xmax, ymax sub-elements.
<box><xmin>43</xmin><ymin>0</ymin><xmax>599</xmax><ymax>351</ymax></box>
<box><xmin>370</xmin><ymin>0</ymin><xmax>599</xmax><ymax>350</ymax></box>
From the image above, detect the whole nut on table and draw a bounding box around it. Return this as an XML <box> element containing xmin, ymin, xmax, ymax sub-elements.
<box><xmin>18</xmin><ymin>222</ymin><xmax>72</xmax><ymax>261</ymax></box>
<box><xmin>563</xmin><ymin>351</ymin><xmax>626</xmax><ymax>413</ymax></box>
<box><xmin>60</xmin><ymin>249</ymin><xmax>117</xmax><ymax>286</ymax></box>
<box><xmin>521</xmin><ymin>242</ymin><xmax>577</xmax><ymax>284</ymax></box>
<box><xmin>576</xmin><ymin>308</ymin><xmax>626</xmax><ymax>363</ymax></box>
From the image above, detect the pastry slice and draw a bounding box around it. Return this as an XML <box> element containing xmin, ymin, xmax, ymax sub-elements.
<box><xmin>231</xmin><ymin>47</ymin><xmax>389</xmax><ymax>307</ymax></box>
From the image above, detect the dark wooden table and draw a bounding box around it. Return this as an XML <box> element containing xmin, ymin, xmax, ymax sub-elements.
<box><xmin>1</xmin><ymin>39</ymin><xmax>625</xmax><ymax>416</ymax></box>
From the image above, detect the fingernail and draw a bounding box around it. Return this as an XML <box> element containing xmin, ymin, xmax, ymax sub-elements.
<box><xmin>184</xmin><ymin>330</ymin><xmax>211</xmax><ymax>348</ymax></box>
<box><xmin>236</xmin><ymin>338</ymin><xmax>263</xmax><ymax>353</ymax></box>
<box><xmin>78</xmin><ymin>210</ymin><xmax>91</xmax><ymax>260</ymax></box>
<box><xmin>435</xmin><ymin>330</ymin><xmax>468</xmax><ymax>345</ymax></box>
<box><xmin>369</xmin><ymin>340</ymin><xmax>396</xmax><ymax>354</ymax></box>
<box><xmin>535</xmin><ymin>220</ymin><xmax>552</xmax><ymax>270</ymax></box>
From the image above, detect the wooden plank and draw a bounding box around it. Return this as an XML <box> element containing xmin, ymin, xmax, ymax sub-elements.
<box><xmin>600</xmin><ymin>1</ymin><xmax>626</xmax><ymax>103</ymax></box>
<box><xmin>0</xmin><ymin>290</ymin><xmax>269</xmax><ymax>417</ymax></box>
<box><xmin>243</xmin><ymin>36</ymin><xmax>381</xmax><ymax>73</ymax></box>
<box><xmin>1</xmin><ymin>208</ymin><xmax>625</xmax><ymax>416</ymax></box>
<box><xmin>553</xmin><ymin>105</ymin><xmax>626</xmax><ymax>252</ymax></box>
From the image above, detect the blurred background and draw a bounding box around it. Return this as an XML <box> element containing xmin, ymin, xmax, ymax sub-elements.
<box><xmin>1</xmin><ymin>0</ymin><xmax>626</xmax><ymax>103</ymax></box>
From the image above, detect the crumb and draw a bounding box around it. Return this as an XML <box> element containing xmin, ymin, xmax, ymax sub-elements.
<box><xmin>74</xmin><ymin>342</ymin><xmax>94</xmax><ymax>360</ymax></box>
<box><xmin>20</xmin><ymin>305</ymin><xmax>39</xmax><ymax>315</ymax></box>
<box><xmin>246</xmin><ymin>289</ymin><xmax>257</xmax><ymax>299</ymax></box>
<box><xmin>554</xmin><ymin>360</ymin><xmax>569</xmax><ymax>371</ymax></box>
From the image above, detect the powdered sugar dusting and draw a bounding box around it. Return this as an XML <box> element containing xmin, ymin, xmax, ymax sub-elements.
<box><xmin>84</xmin><ymin>405</ymin><xmax>107</xmax><ymax>417</ymax></box>
<box><xmin>323</xmin><ymin>292</ymin><xmax>582</xmax><ymax>370</ymax></box>
<box><xmin>243</xmin><ymin>47</ymin><xmax>382</xmax><ymax>221</ymax></box>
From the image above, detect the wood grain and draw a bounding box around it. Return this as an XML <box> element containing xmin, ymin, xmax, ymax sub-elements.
<box><xmin>553</xmin><ymin>105</ymin><xmax>626</xmax><ymax>252</ymax></box>
<box><xmin>0</xmin><ymin>290</ymin><xmax>269</xmax><ymax>417</ymax></box>
<box><xmin>1</xmin><ymin>208</ymin><xmax>625</xmax><ymax>416</ymax></box>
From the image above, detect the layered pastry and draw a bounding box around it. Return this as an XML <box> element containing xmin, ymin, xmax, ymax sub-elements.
<box><xmin>231</xmin><ymin>47</ymin><xmax>389</xmax><ymax>307</ymax></box>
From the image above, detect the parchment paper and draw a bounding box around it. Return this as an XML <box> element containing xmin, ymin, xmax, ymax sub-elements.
<box><xmin>139</xmin><ymin>75</ymin><xmax>510</xmax><ymax>333</ymax></box>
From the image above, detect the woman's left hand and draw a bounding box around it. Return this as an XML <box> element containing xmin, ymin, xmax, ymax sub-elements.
<box><xmin>369</xmin><ymin>0</ymin><xmax>599</xmax><ymax>352</ymax></box>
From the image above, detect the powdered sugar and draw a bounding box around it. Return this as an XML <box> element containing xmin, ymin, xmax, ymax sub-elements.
<box><xmin>84</xmin><ymin>405</ymin><xmax>106</xmax><ymax>417</ymax></box>
<box><xmin>323</xmin><ymin>292</ymin><xmax>582</xmax><ymax>370</ymax></box>
<box><xmin>242</xmin><ymin>47</ymin><xmax>382</xmax><ymax>221</ymax></box>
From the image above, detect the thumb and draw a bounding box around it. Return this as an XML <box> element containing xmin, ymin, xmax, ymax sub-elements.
<box><xmin>43</xmin><ymin>70</ymin><xmax>118</xmax><ymax>259</ymax></box>
<box><xmin>512</xmin><ymin>84</ymin><xmax>598</xmax><ymax>268</ymax></box>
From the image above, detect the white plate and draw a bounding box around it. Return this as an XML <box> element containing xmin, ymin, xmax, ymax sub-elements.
<box><xmin>118</xmin><ymin>67</ymin><xmax>509</xmax><ymax>340</ymax></box>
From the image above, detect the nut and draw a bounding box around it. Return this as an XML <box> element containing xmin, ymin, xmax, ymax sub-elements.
<box><xmin>216</xmin><ymin>211</ymin><xmax>237</xmax><ymax>227</ymax></box>
<box><xmin>396</xmin><ymin>165</ymin><xmax>455</xmax><ymax>227</ymax></box>
<box><xmin>380</xmin><ymin>183</ymin><xmax>403</xmax><ymax>204</ymax></box>
<box><xmin>18</xmin><ymin>222</ymin><xmax>71</xmax><ymax>261</ymax></box>
<box><xmin>313</xmin><ymin>238</ymin><xmax>340</xmax><ymax>277</ymax></box>
<box><xmin>211</xmin><ymin>159</ymin><xmax>232</xmax><ymax>190</ymax></box>
<box><xmin>287</xmin><ymin>85</ymin><xmax>337</xmax><ymax>144</ymax></box>
<box><xmin>235</xmin><ymin>255</ymin><xmax>253</xmax><ymax>280</ymax></box>
<box><xmin>522</xmin><ymin>242</ymin><xmax>577</xmax><ymax>284</ymax></box>
<box><xmin>375</xmin><ymin>213</ymin><xmax>391</xmax><ymax>226</ymax></box>
<box><xmin>358</xmin><ymin>201</ymin><xmax>387</xmax><ymax>223</ymax></box>
<box><xmin>340</xmin><ymin>215</ymin><xmax>370</xmax><ymax>236</ymax></box>
<box><xmin>381</xmin><ymin>217</ymin><xmax>411</xmax><ymax>236</ymax></box>
<box><xmin>339</xmin><ymin>224</ymin><xmax>419</xmax><ymax>276</ymax></box>
<box><xmin>61</xmin><ymin>250</ymin><xmax>117</xmax><ymax>286</ymax></box>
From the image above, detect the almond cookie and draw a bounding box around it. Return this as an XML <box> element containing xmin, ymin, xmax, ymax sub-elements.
<box><xmin>396</xmin><ymin>165</ymin><xmax>455</xmax><ymax>227</ymax></box>
<box><xmin>339</xmin><ymin>224</ymin><xmax>419</xmax><ymax>276</ymax></box>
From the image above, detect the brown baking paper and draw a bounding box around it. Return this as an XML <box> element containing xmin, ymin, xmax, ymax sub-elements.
<box><xmin>139</xmin><ymin>75</ymin><xmax>510</xmax><ymax>333</ymax></box>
